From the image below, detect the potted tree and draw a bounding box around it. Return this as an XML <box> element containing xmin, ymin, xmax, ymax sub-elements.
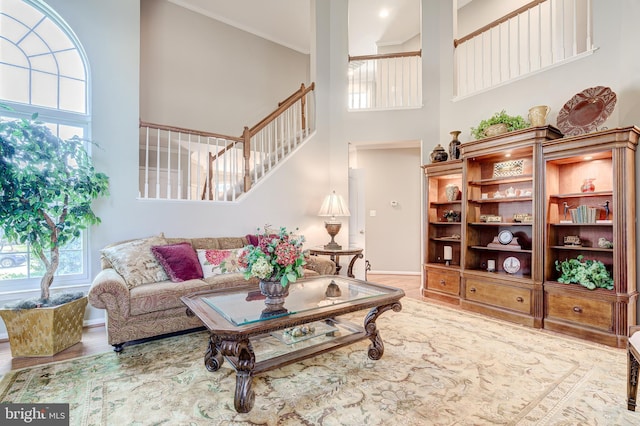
<box><xmin>0</xmin><ymin>112</ymin><xmax>109</xmax><ymax>357</ymax></box>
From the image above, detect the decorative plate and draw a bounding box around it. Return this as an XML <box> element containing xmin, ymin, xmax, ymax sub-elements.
<box><xmin>503</xmin><ymin>256</ymin><xmax>521</xmax><ymax>274</ymax></box>
<box><xmin>557</xmin><ymin>86</ymin><xmax>617</xmax><ymax>136</ymax></box>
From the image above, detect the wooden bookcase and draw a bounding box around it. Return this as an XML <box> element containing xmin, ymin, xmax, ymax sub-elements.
<box><xmin>422</xmin><ymin>160</ymin><xmax>463</xmax><ymax>304</ymax></box>
<box><xmin>422</xmin><ymin>126</ymin><xmax>638</xmax><ymax>347</ymax></box>
<box><xmin>542</xmin><ymin>126</ymin><xmax>638</xmax><ymax>348</ymax></box>
<box><xmin>459</xmin><ymin>127</ymin><xmax>562</xmax><ymax>327</ymax></box>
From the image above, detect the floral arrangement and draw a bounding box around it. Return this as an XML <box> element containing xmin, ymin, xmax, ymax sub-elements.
<box><xmin>240</xmin><ymin>227</ymin><xmax>307</xmax><ymax>287</ymax></box>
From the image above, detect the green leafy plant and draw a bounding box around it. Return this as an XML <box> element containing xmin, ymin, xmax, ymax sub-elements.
<box><xmin>554</xmin><ymin>255</ymin><xmax>613</xmax><ymax>290</ymax></box>
<box><xmin>470</xmin><ymin>110</ymin><xmax>530</xmax><ymax>140</ymax></box>
<box><xmin>0</xmin><ymin>111</ymin><xmax>110</xmax><ymax>305</ymax></box>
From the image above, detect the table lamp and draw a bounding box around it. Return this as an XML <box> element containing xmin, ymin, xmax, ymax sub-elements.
<box><xmin>318</xmin><ymin>190</ymin><xmax>351</xmax><ymax>250</ymax></box>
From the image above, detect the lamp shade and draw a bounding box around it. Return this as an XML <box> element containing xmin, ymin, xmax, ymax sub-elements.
<box><xmin>318</xmin><ymin>191</ymin><xmax>351</xmax><ymax>221</ymax></box>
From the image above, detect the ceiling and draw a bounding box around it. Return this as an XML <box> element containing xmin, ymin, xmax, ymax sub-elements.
<box><xmin>169</xmin><ymin>0</ymin><xmax>425</xmax><ymax>56</ymax></box>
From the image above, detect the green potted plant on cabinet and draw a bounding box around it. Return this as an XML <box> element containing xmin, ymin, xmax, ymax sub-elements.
<box><xmin>471</xmin><ymin>110</ymin><xmax>530</xmax><ymax>140</ymax></box>
<box><xmin>0</xmin><ymin>112</ymin><xmax>110</xmax><ymax>357</ymax></box>
<box><xmin>554</xmin><ymin>255</ymin><xmax>614</xmax><ymax>290</ymax></box>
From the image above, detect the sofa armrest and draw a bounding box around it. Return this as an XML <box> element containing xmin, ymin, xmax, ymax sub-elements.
<box><xmin>304</xmin><ymin>256</ymin><xmax>336</xmax><ymax>276</ymax></box>
<box><xmin>87</xmin><ymin>268</ymin><xmax>131</xmax><ymax>320</ymax></box>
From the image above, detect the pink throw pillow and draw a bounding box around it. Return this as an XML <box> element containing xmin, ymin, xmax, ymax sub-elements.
<box><xmin>151</xmin><ymin>242</ymin><xmax>203</xmax><ymax>282</ymax></box>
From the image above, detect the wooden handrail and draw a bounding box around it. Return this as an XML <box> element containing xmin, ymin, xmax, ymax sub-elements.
<box><xmin>348</xmin><ymin>50</ymin><xmax>421</xmax><ymax>62</ymax></box>
<box><xmin>140</xmin><ymin>82</ymin><xmax>315</xmax><ymax>199</ymax></box>
<box><xmin>249</xmin><ymin>82</ymin><xmax>315</xmax><ymax>136</ymax></box>
<box><xmin>454</xmin><ymin>0</ymin><xmax>547</xmax><ymax>48</ymax></box>
<box><xmin>139</xmin><ymin>120</ymin><xmax>243</xmax><ymax>142</ymax></box>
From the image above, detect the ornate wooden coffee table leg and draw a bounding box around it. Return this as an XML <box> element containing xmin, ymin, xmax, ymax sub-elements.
<box><xmin>364</xmin><ymin>302</ymin><xmax>402</xmax><ymax>360</ymax></box>
<box><xmin>217</xmin><ymin>338</ymin><xmax>256</xmax><ymax>413</ymax></box>
<box><xmin>204</xmin><ymin>334</ymin><xmax>224</xmax><ymax>372</ymax></box>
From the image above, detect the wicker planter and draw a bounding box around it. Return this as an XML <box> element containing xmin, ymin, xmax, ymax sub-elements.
<box><xmin>0</xmin><ymin>296</ymin><xmax>87</xmax><ymax>357</ymax></box>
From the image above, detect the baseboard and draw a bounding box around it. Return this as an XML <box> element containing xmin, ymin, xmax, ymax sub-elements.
<box><xmin>368</xmin><ymin>270</ymin><xmax>421</xmax><ymax>276</ymax></box>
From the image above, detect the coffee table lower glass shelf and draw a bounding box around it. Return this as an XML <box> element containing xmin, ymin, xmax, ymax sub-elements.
<box><xmin>181</xmin><ymin>276</ymin><xmax>404</xmax><ymax>413</ymax></box>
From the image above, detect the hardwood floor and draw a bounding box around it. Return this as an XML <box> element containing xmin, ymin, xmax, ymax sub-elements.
<box><xmin>0</xmin><ymin>274</ymin><xmax>423</xmax><ymax>376</ymax></box>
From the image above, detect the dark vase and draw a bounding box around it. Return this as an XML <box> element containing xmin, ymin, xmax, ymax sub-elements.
<box><xmin>448</xmin><ymin>130</ymin><xmax>461</xmax><ymax>160</ymax></box>
<box><xmin>259</xmin><ymin>279</ymin><xmax>290</xmax><ymax>306</ymax></box>
<box><xmin>430</xmin><ymin>144</ymin><xmax>448</xmax><ymax>163</ymax></box>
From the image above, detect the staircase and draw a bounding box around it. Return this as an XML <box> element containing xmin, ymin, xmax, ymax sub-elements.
<box><xmin>138</xmin><ymin>83</ymin><xmax>315</xmax><ymax>202</ymax></box>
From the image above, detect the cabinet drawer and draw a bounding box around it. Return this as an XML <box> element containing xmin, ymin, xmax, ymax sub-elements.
<box><xmin>464</xmin><ymin>278</ymin><xmax>531</xmax><ymax>313</ymax></box>
<box><xmin>545</xmin><ymin>293</ymin><xmax>613</xmax><ymax>331</ymax></box>
<box><xmin>427</xmin><ymin>269</ymin><xmax>460</xmax><ymax>295</ymax></box>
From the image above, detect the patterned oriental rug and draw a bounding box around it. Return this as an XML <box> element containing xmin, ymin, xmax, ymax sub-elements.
<box><xmin>1</xmin><ymin>298</ymin><xmax>639</xmax><ymax>425</ymax></box>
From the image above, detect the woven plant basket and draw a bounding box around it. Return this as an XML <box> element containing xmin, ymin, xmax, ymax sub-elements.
<box><xmin>0</xmin><ymin>296</ymin><xmax>87</xmax><ymax>357</ymax></box>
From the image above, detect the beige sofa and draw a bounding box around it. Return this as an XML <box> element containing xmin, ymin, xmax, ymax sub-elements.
<box><xmin>88</xmin><ymin>235</ymin><xmax>335</xmax><ymax>352</ymax></box>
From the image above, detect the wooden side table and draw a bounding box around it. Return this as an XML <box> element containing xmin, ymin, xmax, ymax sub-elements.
<box><xmin>308</xmin><ymin>246</ymin><xmax>364</xmax><ymax>278</ymax></box>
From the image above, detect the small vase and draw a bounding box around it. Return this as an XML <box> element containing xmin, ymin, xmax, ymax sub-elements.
<box><xmin>448</xmin><ymin>131</ymin><xmax>461</xmax><ymax>160</ymax></box>
<box><xmin>430</xmin><ymin>144</ymin><xmax>448</xmax><ymax>163</ymax></box>
<box><xmin>445</xmin><ymin>184</ymin><xmax>460</xmax><ymax>202</ymax></box>
<box><xmin>259</xmin><ymin>279</ymin><xmax>290</xmax><ymax>306</ymax></box>
<box><xmin>581</xmin><ymin>178</ymin><xmax>595</xmax><ymax>193</ymax></box>
<box><xmin>528</xmin><ymin>105</ymin><xmax>550</xmax><ymax>127</ymax></box>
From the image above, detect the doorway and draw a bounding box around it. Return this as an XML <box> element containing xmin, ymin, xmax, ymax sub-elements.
<box><xmin>348</xmin><ymin>141</ymin><xmax>422</xmax><ymax>277</ymax></box>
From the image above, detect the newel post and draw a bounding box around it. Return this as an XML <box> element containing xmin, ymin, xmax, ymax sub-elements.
<box><xmin>300</xmin><ymin>83</ymin><xmax>306</xmax><ymax>130</ymax></box>
<box><xmin>242</xmin><ymin>126</ymin><xmax>252</xmax><ymax>192</ymax></box>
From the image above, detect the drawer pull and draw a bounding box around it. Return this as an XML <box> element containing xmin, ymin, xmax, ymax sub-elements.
<box><xmin>516</xmin><ymin>297</ymin><xmax>524</xmax><ymax>303</ymax></box>
<box><xmin>440</xmin><ymin>279</ymin><xmax>446</xmax><ymax>286</ymax></box>
<box><xmin>469</xmin><ymin>287</ymin><xmax>476</xmax><ymax>293</ymax></box>
<box><xmin>573</xmin><ymin>306</ymin><xmax>583</xmax><ymax>313</ymax></box>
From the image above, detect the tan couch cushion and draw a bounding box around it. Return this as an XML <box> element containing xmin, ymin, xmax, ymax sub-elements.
<box><xmin>101</xmin><ymin>235</ymin><xmax>169</xmax><ymax>288</ymax></box>
<box><xmin>128</xmin><ymin>274</ymin><xmax>254</xmax><ymax>316</ymax></box>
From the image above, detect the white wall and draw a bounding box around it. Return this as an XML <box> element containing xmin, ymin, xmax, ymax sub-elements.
<box><xmin>140</xmin><ymin>0</ymin><xmax>310</xmax><ymax>135</ymax></box>
<box><xmin>442</xmin><ymin>0</ymin><xmax>640</xmax><ymax>146</ymax></box>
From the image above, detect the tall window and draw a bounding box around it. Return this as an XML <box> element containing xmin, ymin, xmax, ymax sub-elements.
<box><xmin>0</xmin><ymin>0</ymin><xmax>91</xmax><ymax>293</ymax></box>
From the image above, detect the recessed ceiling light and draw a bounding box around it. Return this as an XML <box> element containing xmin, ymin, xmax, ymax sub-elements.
<box><xmin>584</xmin><ymin>156</ymin><xmax>593</xmax><ymax>160</ymax></box>
<box><xmin>505</xmin><ymin>153</ymin><xmax>511</xmax><ymax>158</ymax></box>
<box><xmin>379</xmin><ymin>8</ymin><xmax>389</xmax><ymax>18</ymax></box>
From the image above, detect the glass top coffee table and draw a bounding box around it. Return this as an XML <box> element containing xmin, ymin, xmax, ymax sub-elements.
<box><xmin>181</xmin><ymin>275</ymin><xmax>404</xmax><ymax>413</ymax></box>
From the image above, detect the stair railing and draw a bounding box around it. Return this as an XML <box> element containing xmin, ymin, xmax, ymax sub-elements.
<box><xmin>348</xmin><ymin>50</ymin><xmax>422</xmax><ymax>110</ymax></box>
<box><xmin>139</xmin><ymin>82</ymin><xmax>315</xmax><ymax>202</ymax></box>
<box><xmin>454</xmin><ymin>0</ymin><xmax>594</xmax><ymax>98</ymax></box>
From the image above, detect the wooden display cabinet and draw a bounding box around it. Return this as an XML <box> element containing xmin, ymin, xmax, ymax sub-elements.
<box><xmin>460</xmin><ymin>127</ymin><xmax>562</xmax><ymax>327</ymax></box>
<box><xmin>422</xmin><ymin>160</ymin><xmax>463</xmax><ymax>304</ymax></box>
<box><xmin>543</xmin><ymin>127</ymin><xmax>638</xmax><ymax>348</ymax></box>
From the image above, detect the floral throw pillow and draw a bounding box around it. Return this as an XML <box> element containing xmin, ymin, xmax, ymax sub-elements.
<box><xmin>197</xmin><ymin>248</ymin><xmax>247</xmax><ymax>278</ymax></box>
<box><xmin>101</xmin><ymin>235</ymin><xmax>169</xmax><ymax>289</ymax></box>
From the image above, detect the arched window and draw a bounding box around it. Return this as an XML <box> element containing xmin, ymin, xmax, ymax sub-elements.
<box><xmin>0</xmin><ymin>0</ymin><xmax>91</xmax><ymax>293</ymax></box>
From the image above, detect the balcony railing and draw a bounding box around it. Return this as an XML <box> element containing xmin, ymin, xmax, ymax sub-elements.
<box><xmin>454</xmin><ymin>0</ymin><xmax>594</xmax><ymax>98</ymax></box>
<box><xmin>139</xmin><ymin>83</ymin><xmax>315</xmax><ymax>202</ymax></box>
<box><xmin>348</xmin><ymin>50</ymin><xmax>422</xmax><ymax>110</ymax></box>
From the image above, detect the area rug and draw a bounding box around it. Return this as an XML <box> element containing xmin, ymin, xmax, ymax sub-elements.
<box><xmin>1</xmin><ymin>298</ymin><xmax>639</xmax><ymax>425</ymax></box>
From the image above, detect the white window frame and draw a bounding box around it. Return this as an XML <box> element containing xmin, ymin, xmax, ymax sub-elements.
<box><xmin>0</xmin><ymin>0</ymin><xmax>92</xmax><ymax>299</ymax></box>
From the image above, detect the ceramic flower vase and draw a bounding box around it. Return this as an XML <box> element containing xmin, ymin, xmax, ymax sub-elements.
<box><xmin>448</xmin><ymin>131</ymin><xmax>461</xmax><ymax>160</ymax></box>
<box><xmin>259</xmin><ymin>279</ymin><xmax>290</xmax><ymax>306</ymax></box>
<box><xmin>528</xmin><ymin>105</ymin><xmax>550</xmax><ymax>127</ymax></box>
<box><xmin>445</xmin><ymin>184</ymin><xmax>460</xmax><ymax>202</ymax></box>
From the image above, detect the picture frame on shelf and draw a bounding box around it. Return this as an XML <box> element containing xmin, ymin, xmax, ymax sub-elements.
<box><xmin>493</xmin><ymin>159</ymin><xmax>524</xmax><ymax>178</ymax></box>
